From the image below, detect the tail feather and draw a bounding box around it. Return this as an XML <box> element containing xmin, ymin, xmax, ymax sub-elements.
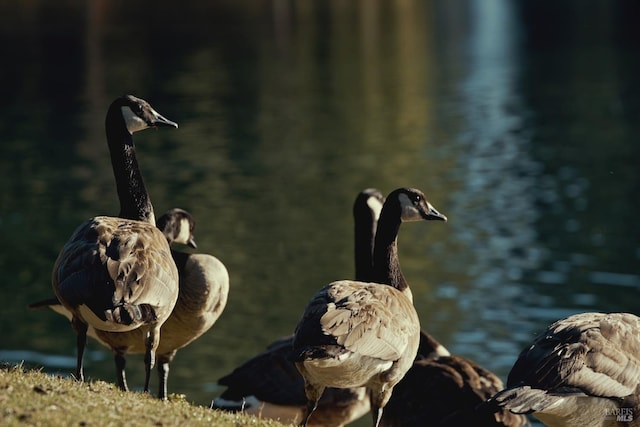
<box><xmin>487</xmin><ymin>386</ymin><xmax>568</xmax><ymax>414</ymax></box>
<box><xmin>105</xmin><ymin>303</ymin><xmax>156</xmax><ymax>325</ymax></box>
<box><xmin>28</xmin><ymin>297</ymin><xmax>61</xmax><ymax>309</ymax></box>
<box><xmin>288</xmin><ymin>345</ymin><xmax>347</xmax><ymax>362</ymax></box>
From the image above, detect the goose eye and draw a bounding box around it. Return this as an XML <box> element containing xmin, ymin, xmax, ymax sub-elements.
<box><xmin>128</xmin><ymin>103</ymin><xmax>143</xmax><ymax>116</ymax></box>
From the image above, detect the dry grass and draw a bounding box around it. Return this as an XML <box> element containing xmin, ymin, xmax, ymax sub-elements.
<box><xmin>0</xmin><ymin>363</ymin><xmax>292</xmax><ymax>427</ymax></box>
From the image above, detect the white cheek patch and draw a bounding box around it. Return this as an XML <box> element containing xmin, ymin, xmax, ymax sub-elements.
<box><xmin>434</xmin><ymin>343</ymin><xmax>451</xmax><ymax>357</ymax></box>
<box><xmin>398</xmin><ymin>193</ymin><xmax>422</xmax><ymax>222</ymax></box>
<box><xmin>366</xmin><ymin>196</ymin><xmax>384</xmax><ymax>222</ymax></box>
<box><xmin>121</xmin><ymin>106</ymin><xmax>149</xmax><ymax>134</ymax></box>
<box><xmin>174</xmin><ymin>218</ymin><xmax>193</xmax><ymax>245</ymax></box>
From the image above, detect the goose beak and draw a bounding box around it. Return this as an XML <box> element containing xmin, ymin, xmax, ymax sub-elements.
<box><xmin>187</xmin><ymin>237</ymin><xmax>197</xmax><ymax>249</ymax></box>
<box><xmin>424</xmin><ymin>202</ymin><xmax>447</xmax><ymax>222</ymax></box>
<box><xmin>151</xmin><ymin>110</ymin><xmax>178</xmax><ymax>128</ymax></box>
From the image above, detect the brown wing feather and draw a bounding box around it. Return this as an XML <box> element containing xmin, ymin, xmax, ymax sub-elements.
<box><xmin>320</xmin><ymin>280</ymin><xmax>420</xmax><ymax>361</ymax></box>
<box><xmin>51</xmin><ymin>250</ymin><xmax>227</xmax><ymax>357</ymax></box>
<box><xmin>508</xmin><ymin>312</ymin><xmax>640</xmax><ymax>398</ymax></box>
<box><xmin>53</xmin><ymin>216</ymin><xmax>179</xmax><ymax>330</ymax></box>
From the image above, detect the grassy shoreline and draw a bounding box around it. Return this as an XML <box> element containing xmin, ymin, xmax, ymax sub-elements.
<box><xmin>0</xmin><ymin>363</ymin><xmax>291</xmax><ymax>426</ymax></box>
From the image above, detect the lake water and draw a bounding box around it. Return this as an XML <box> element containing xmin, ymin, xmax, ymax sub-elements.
<box><xmin>1</xmin><ymin>1</ymin><xmax>640</xmax><ymax>425</ymax></box>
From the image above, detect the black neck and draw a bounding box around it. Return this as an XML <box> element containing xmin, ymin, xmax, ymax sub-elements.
<box><xmin>105</xmin><ymin>107</ymin><xmax>154</xmax><ymax>223</ymax></box>
<box><xmin>354</xmin><ymin>209</ymin><xmax>377</xmax><ymax>283</ymax></box>
<box><xmin>170</xmin><ymin>250</ymin><xmax>188</xmax><ymax>274</ymax></box>
<box><xmin>372</xmin><ymin>202</ymin><xmax>407</xmax><ymax>291</ymax></box>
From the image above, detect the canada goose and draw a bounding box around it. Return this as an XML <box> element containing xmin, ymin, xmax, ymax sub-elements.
<box><xmin>358</xmin><ymin>191</ymin><xmax>525</xmax><ymax>427</ymax></box>
<box><xmin>211</xmin><ymin>188</ymin><xmax>385</xmax><ymax>426</ymax></box>
<box><xmin>486</xmin><ymin>312</ymin><xmax>640</xmax><ymax>427</ymax></box>
<box><xmin>380</xmin><ymin>330</ymin><xmax>529</xmax><ymax>427</ymax></box>
<box><xmin>32</xmin><ymin>208</ymin><xmax>230</xmax><ymax>400</ymax></box>
<box><xmin>290</xmin><ymin>187</ymin><xmax>447</xmax><ymax>427</ymax></box>
<box><xmin>51</xmin><ymin>95</ymin><xmax>179</xmax><ymax>394</ymax></box>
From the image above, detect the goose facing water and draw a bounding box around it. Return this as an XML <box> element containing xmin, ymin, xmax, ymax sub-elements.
<box><xmin>51</xmin><ymin>95</ymin><xmax>179</xmax><ymax>393</ymax></box>
<box><xmin>211</xmin><ymin>188</ymin><xmax>385</xmax><ymax>426</ymax></box>
<box><xmin>33</xmin><ymin>208</ymin><xmax>229</xmax><ymax>399</ymax></box>
<box><xmin>487</xmin><ymin>312</ymin><xmax>640</xmax><ymax>427</ymax></box>
<box><xmin>290</xmin><ymin>187</ymin><xmax>447</xmax><ymax>427</ymax></box>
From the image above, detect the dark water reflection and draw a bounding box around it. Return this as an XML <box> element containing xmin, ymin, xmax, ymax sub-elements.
<box><xmin>1</xmin><ymin>1</ymin><xmax>640</xmax><ymax>423</ymax></box>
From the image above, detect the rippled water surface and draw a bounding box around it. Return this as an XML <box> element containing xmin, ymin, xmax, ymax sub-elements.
<box><xmin>1</xmin><ymin>1</ymin><xmax>640</xmax><ymax>424</ymax></box>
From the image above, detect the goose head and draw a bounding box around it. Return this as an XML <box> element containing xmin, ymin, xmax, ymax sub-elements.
<box><xmin>104</xmin><ymin>95</ymin><xmax>177</xmax><ymax>225</ymax></box>
<box><xmin>395</xmin><ymin>187</ymin><xmax>447</xmax><ymax>223</ymax></box>
<box><xmin>156</xmin><ymin>208</ymin><xmax>198</xmax><ymax>248</ymax></box>
<box><xmin>354</xmin><ymin>188</ymin><xmax>385</xmax><ymax>225</ymax></box>
<box><xmin>110</xmin><ymin>94</ymin><xmax>178</xmax><ymax>135</ymax></box>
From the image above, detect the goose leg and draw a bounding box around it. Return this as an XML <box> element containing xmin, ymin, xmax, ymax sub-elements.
<box><xmin>156</xmin><ymin>354</ymin><xmax>172</xmax><ymax>400</ymax></box>
<box><xmin>369</xmin><ymin>386</ymin><xmax>391</xmax><ymax>427</ymax></box>
<box><xmin>143</xmin><ymin>325</ymin><xmax>160</xmax><ymax>393</ymax></box>
<box><xmin>301</xmin><ymin>399</ymin><xmax>319</xmax><ymax>426</ymax></box>
<box><xmin>371</xmin><ymin>406</ymin><xmax>383</xmax><ymax>427</ymax></box>
<box><xmin>115</xmin><ymin>353</ymin><xmax>129</xmax><ymax>391</ymax></box>
<box><xmin>300</xmin><ymin>378</ymin><xmax>324</xmax><ymax>426</ymax></box>
<box><xmin>71</xmin><ymin>317</ymin><xmax>87</xmax><ymax>382</ymax></box>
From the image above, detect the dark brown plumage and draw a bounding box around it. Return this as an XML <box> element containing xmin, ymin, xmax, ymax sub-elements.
<box><xmin>381</xmin><ymin>329</ymin><xmax>529</xmax><ymax>427</ymax></box>
<box><xmin>375</xmin><ymin>321</ymin><xmax>528</xmax><ymax>426</ymax></box>
<box><xmin>51</xmin><ymin>95</ymin><xmax>179</xmax><ymax>393</ymax></box>
<box><xmin>213</xmin><ymin>335</ymin><xmax>369</xmax><ymax>426</ymax></box>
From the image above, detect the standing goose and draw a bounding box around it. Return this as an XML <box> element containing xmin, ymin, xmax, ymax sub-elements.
<box><xmin>486</xmin><ymin>312</ymin><xmax>640</xmax><ymax>427</ymax></box>
<box><xmin>51</xmin><ymin>95</ymin><xmax>179</xmax><ymax>393</ymax></box>
<box><xmin>359</xmin><ymin>192</ymin><xmax>526</xmax><ymax>426</ymax></box>
<box><xmin>107</xmin><ymin>207</ymin><xmax>230</xmax><ymax>399</ymax></box>
<box><xmin>32</xmin><ymin>208</ymin><xmax>230</xmax><ymax>400</ymax></box>
<box><xmin>211</xmin><ymin>188</ymin><xmax>385</xmax><ymax>426</ymax></box>
<box><xmin>290</xmin><ymin>187</ymin><xmax>447</xmax><ymax>427</ymax></box>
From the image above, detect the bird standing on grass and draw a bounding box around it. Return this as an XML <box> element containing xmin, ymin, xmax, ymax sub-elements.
<box><xmin>290</xmin><ymin>187</ymin><xmax>447</xmax><ymax>427</ymax></box>
<box><xmin>51</xmin><ymin>95</ymin><xmax>179</xmax><ymax>394</ymax></box>
<box><xmin>33</xmin><ymin>208</ymin><xmax>229</xmax><ymax>400</ymax></box>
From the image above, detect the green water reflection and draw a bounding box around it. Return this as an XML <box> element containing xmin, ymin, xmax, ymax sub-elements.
<box><xmin>1</xmin><ymin>2</ymin><xmax>639</xmax><ymax>424</ymax></box>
